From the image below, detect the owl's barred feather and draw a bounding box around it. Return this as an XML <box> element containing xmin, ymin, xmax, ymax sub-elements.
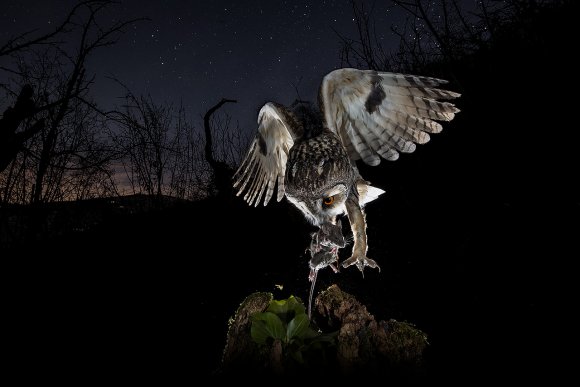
<box><xmin>321</xmin><ymin>68</ymin><xmax>460</xmax><ymax>167</ymax></box>
<box><xmin>233</xmin><ymin>103</ymin><xmax>293</xmax><ymax>206</ymax></box>
<box><xmin>233</xmin><ymin>67</ymin><xmax>460</xmax><ymax>275</ymax></box>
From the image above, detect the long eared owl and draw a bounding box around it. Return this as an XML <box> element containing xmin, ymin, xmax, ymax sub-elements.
<box><xmin>233</xmin><ymin>68</ymin><xmax>460</xmax><ymax>275</ymax></box>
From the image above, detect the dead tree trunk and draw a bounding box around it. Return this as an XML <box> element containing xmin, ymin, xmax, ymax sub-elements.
<box><xmin>203</xmin><ymin>98</ymin><xmax>237</xmax><ymax>198</ymax></box>
<box><xmin>0</xmin><ymin>85</ymin><xmax>45</xmax><ymax>174</ymax></box>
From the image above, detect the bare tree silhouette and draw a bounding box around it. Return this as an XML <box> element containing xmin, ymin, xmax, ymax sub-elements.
<box><xmin>110</xmin><ymin>91</ymin><xmax>187</xmax><ymax>200</ymax></box>
<box><xmin>336</xmin><ymin>0</ymin><xmax>512</xmax><ymax>73</ymax></box>
<box><xmin>203</xmin><ymin>98</ymin><xmax>237</xmax><ymax>198</ymax></box>
<box><xmin>0</xmin><ymin>1</ymin><xmax>94</xmax><ymax>58</ymax></box>
<box><xmin>106</xmin><ymin>87</ymin><xmax>248</xmax><ymax>202</ymax></box>
<box><xmin>0</xmin><ymin>85</ymin><xmax>45</xmax><ymax>174</ymax></box>
<box><xmin>0</xmin><ymin>1</ymin><xmax>147</xmax><ymax>204</ymax></box>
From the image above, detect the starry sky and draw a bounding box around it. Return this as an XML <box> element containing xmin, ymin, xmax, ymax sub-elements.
<box><xmin>1</xmin><ymin>0</ymin><xmax>405</xmax><ymax>134</ymax></box>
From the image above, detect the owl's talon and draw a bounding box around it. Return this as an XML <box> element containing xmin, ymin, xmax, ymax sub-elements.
<box><xmin>342</xmin><ymin>255</ymin><xmax>380</xmax><ymax>275</ymax></box>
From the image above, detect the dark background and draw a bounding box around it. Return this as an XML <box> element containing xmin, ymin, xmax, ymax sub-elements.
<box><xmin>2</xmin><ymin>0</ymin><xmax>578</xmax><ymax>383</ymax></box>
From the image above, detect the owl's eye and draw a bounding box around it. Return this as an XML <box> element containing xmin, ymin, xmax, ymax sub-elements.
<box><xmin>322</xmin><ymin>196</ymin><xmax>335</xmax><ymax>206</ymax></box>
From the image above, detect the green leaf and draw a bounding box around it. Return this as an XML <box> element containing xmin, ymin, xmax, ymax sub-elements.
<box><xmin>287</xmin><ymin>313</ymin><xmax>310</xmax><ymax>341</ymax></box>
<box><xmin>290</xmin><ymin>348</ymin><xmax>305</xmax><ymax>364</ymax></box>
<box><xmin>286</xmin><ymin>296</ymin><xmax>306</xmax><ymax>315</ymax></box>
<box><xmin>250</xmin><ymin>319</ymin><xmax>270</xmax><ymax>344</ymax></box>
<box><xmin>251</xmin><ymin>312</ymin><xmax>285</xmax><ymax>341</ymax></box>
<box><xmin>266</xmin><ymin>299</ymin><xmax>288</xmax><ymax>315</ymax></box>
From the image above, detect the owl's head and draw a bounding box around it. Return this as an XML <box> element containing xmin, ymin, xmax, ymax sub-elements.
<box><xmin>285</xmin><ymin>182</ymin><xmax>350</xmax><ymax>227</ymax></box>
<box><xmin>283</xmin><ymin>127</ymin><xmax>356</xmax><ymax>226</ymax></box>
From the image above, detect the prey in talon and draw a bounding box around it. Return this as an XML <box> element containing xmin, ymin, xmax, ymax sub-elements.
<box><xmin>307</xmin><ymin>222</ymin><xmax>345</xmax><ymax>318</ymax></box>
<box><xmin>309</xmin><ymin>248</ymin><xmax>339</xmax><ymax>280</ymax></box>
<box><xmin>308</xmin><ymin>221</ymin><xmax>345</xmax><ymax>280</ymax></box>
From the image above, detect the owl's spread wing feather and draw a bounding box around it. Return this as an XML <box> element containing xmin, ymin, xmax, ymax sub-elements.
<box><xmin>320</xmin><ymin>68</ymin><xmax>460</xmax><ymax>166</ymax></box>
<box><xmin>233</xmin><ymin>103</ymin><xmax>295</xmax><ymax>206</ymax></box>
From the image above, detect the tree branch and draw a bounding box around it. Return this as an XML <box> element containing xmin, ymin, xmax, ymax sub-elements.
<box><xmin>203</xmin><ymin>98</ymin><xmax>237</xmax><ymax>168</ymax></box>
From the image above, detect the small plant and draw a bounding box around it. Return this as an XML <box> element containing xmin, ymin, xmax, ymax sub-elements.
<box><xmin>250</xmin><ymin>295</ymin><xmax>336</xmax><ymax>365</ymax></box>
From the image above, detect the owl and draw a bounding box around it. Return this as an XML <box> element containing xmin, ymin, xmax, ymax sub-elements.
<box><xmin>233</xmin><ymin>68</ymin><xmax>460</xmax><ymax>276</ymax></box>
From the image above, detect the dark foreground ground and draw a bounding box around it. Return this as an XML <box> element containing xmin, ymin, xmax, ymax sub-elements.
<box><xmin>2</xmin><ymin>177</ymin><xmax>575</xmax><ymax>383</ymax></box>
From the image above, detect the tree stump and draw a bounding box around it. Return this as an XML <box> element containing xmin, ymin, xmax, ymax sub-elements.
<box><xmin>221</xmin><ymin>285</ymin><xmax>427</xmax><ymax>381</ymax></box>
<box><xmin>315</xmin><ymin>284</ymin><xmax>428</xmax><ymax>378</ymax></box>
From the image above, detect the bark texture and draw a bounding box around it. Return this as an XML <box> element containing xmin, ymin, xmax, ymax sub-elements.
<box><xmin>221</xmin><ymin>284</ymin><xmax>427</xmax><ymax>381</ymax></box>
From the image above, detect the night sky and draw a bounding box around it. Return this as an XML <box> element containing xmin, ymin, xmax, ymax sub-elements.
<box><xmin>1</xmin><ymin>0</ymin><xmax>404</xmax><ymax>134</ymax></box>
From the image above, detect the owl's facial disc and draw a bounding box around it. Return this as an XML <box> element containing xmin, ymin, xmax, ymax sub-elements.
<box><xmin>286</xmin><ymin>183</ymin><xmax>348</xmax><ymax>227</ymax></box>
<box><xmin>319</xmin><ymin>184</ymin><xmax>348</xmax><ymax>221</ymax></box>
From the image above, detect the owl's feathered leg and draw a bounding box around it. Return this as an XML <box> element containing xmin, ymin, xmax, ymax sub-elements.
<box><xmin>342</xmin><ymin>194</ymin><xmax>380</xmax><ymax>275</ymax></box>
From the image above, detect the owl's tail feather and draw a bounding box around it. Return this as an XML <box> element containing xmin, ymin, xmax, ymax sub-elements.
<box><xmin>357</xmin><ymin>181</ymin><xmax>385</xmax><ymax>206</ymax></box>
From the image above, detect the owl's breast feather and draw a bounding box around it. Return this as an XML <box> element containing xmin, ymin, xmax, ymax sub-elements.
<box><xmin>285</xmin><ymin>133</ymin><xmax>354</xmax><ymax>198</ymax></box>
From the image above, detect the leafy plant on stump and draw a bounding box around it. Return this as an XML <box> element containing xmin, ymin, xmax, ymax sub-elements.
<box><xmin>250</xmin><ymin>295</ymin><xmax>336</xmax><ymax>368</ymax></box>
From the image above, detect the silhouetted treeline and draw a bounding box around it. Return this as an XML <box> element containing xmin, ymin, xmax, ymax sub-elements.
<box><xmin>0</xmin><ymin>1</ymin><xmax>246</xmax><ymax>206</ymax></box>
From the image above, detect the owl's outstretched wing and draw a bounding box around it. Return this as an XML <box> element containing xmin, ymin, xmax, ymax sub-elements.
<box><xmin>320</xmin><ymin>68</ymin><xmax>460</xmax><ymax>166</ymax></box>
<box><xmin>233</xmin><ymin>103</ymin><xmax>295</xmax><ymax>206</ymax></box>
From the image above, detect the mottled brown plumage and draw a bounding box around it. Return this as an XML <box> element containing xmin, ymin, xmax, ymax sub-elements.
<box><xmin>233</xmin><ymin>68</ymin><xmax>460</xmax><ymax>275</ymax></box>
